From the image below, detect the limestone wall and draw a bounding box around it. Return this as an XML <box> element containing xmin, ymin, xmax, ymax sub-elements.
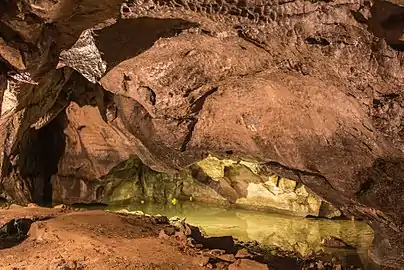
<box><xmin>97</xmin><ymin>155</ymin><xmax>341</xmax><ymax>218</ymax></box>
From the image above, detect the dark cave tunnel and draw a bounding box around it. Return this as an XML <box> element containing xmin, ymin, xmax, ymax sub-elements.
<box><xmin>17</xmin><ymin>112</ymin><xmax>66</xmax><ymax>205</ymax></box>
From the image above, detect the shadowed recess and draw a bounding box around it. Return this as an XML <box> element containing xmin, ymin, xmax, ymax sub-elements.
<box><xmin>17</xmin><ymin>113</ymin><xmax>66</xmax><ymax>205</ymax></box>
<box><xmin>94</xmin><ymin>18</ymin><xmax>200</xmax><ymax>71</ymax></box>
<box><xmin>0</xmin><ymin>218</ymin><xmax>34</xmax><ymax>249</ymax></box>
<box><xmin>367</xmin><ymin>1</ymin><xmax>404</xmax><ymax>51</ymax></box>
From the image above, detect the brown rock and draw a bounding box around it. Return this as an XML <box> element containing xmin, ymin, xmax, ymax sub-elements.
<box><xmin>0</xmin><ymin>38</ymin><xmax>25</xmax><ymax>70</ymax></box>
<box><xmin>235</xmin><ymin>249</ymin><xmax>251</xmax><ymax>259</ymax></box>
<box><xmin>174</xmin><ymin>231</ymin><xmax>188</xmax><ymax>242</ymax></box>
<box><xmin>215</xmin><ymin>261</ymin><xmax>230</xmax><ymax>269</ymax></box>
<box><xmin>198</xmin><ymin>256</ymin><xmax>210</xmax><ymax>267</ymax></box>
<box><xmin>217</xmin><ymin>254</ymin><xmax>236</xmax><ymax>263</ymax></box>
<box><xmin>183</xmin><ymin>223</ymin><xmax>192</xmax><ymax>236</ymax></box>
<box><xmin>317</xmin><ymin>261</ymin><xmax>325</xmax><ymax>270</ymax></box>
<box><xmin>53</xmin><ymin>204</ymin><xmax>67</xmax><ymax>209</ymax></box>
<box><xmin>163</xmin><ymin>227</ymin><xmax>176</xmax><ymax>236</ymax></box>
<box><xmin>208</xmin><ymin>249</ymin><xmax>226</xmax><ymax>256</ymax></box>
<box><xmin>158</xmin><ymin>229</ymin><xmax>170</xmax><ymax>240</ymax></box>
<box><xmin>151</xmin><ymin>216</ymin><xmax>169</xmax><ymax>225</ymax></box>
<box><xmin>228</xmin><ymin>259</ymin><xmax>268</xmax><ymax>270</ymax></box>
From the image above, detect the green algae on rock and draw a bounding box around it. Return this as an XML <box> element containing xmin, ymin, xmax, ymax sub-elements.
<box><xmin>106</xmin><ymin>157</ymin><xmax>182</xmax><ymax>203</ymax></box>
<box><xmin>105</xmin><ymin>155</ymin><xmax>341</xmax><ymax>218</ymax></box>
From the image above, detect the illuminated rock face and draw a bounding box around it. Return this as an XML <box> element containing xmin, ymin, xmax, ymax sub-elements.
<box><xmin>188</xmin><ymin>156</ymin><xmax>340</xmax><ymax>218</ymax></box>
<box><xmin>0</xmin><ymin>0</ymin><xmax>404</xmax><ymax>267</ymax></box>
<box><xmin>67</xmin><ymin>155</ymin><xmax>338</xmax><ymax>218</ymax></box>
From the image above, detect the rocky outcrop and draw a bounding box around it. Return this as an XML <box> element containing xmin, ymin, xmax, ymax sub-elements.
<box><xmin>184</xmin><ymin>156</ymin><xmax>341</xmax><ymax>217</ymax></box>
<box><xmin>55</xmin><ymin>153</ymin><xmax>340</xmax><ymax>218</ymax></box>
<box><xmin>0</xmin><ymin>0</ymin><xmax>404</xmax><ymax>267</ymax></box>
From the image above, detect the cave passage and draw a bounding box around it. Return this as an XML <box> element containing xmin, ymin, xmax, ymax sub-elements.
<box><xmin>18</xmin><ymin>114</ymin><xmax>66</xmax><ymax>205</ymax></box>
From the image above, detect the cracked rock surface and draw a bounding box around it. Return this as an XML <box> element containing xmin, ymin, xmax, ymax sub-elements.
<box><xmin>0</xmin><ymin>0</ymin><xmax>404</xmax><ymax>268</ymax></box>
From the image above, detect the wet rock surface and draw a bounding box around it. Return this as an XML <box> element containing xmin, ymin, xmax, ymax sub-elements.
<box><xmin>0</xmin><ymin>0</ymin><xmax>404</xmax><ymax>268</ymax></box>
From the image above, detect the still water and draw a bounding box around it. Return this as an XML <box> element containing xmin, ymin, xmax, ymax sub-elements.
<box><xmin>98</xmin><ymin>201</ymin><xmax>375</xmax><ymax>263</ymax></box>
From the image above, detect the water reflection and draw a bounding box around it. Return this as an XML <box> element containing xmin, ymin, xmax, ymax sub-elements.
<box><xmin>106</xmin><ymin>202</ymin><xmax>373</xmax><ymax>255</ymax></box>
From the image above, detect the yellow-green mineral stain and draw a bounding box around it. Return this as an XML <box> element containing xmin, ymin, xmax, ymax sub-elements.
<box><xmin>171</xmin><ymin>198</ymin><xmax>178</xmax><ymax>205</ymax></box>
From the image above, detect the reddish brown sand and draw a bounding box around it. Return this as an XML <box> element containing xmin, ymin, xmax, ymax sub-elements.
<box><xmin>0</xmin><ymin>206</ymin><xmax>209</xmax><ymax>270</ymax></box>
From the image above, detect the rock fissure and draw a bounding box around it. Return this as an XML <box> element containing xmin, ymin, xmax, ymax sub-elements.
<box><xmin>262</xmin><ymin>161</ymin><xmax>337</xmax><ymax>192</ymax></box>
<box><xmin>180</xmin><ymin>119</ymin><xmax>198</xmax><ymax>152</ymax></box>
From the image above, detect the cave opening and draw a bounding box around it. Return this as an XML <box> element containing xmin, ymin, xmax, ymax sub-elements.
<box><xmin>37</xmin><ymin>114</ymin><xmax>66</xmax><ymax>205</ymax></box>
<box><xmin>18</xmin><ymin>113</ymin><xmax>66</xmax><ymax>206</ymax></box>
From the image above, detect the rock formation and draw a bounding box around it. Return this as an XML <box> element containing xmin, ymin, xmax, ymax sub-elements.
<box><xmin>0</xmin><ymin>0</ymin><xmax>403</xmax><ymax>268</ymax></box>
<box><xmin>73</xmin><ymin>155</ymin><xmax>340</xmax><ymax>218</ymax></box>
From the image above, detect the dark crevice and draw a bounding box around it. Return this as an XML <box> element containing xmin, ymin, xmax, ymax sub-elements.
<box><xmin>96</xmin><ymin>186</ymin><xmax>105</xmax><ymax>200</ymax></box>
<box><xmin>180</xmin><ymin>87</ymin><xmax>219</xmax><ymax>152</ymax></box>
<box><xmin>223</xmin><ymin>166</ymin><xmax>232</xmax><ymax>179</ymax></box>
<box><xmin>0</xmin><ymin>61</ymin><xmax>8</xmax><ymax>109</ymax></box>
<box><xmin>0</xmin><ymin>218</ymin><xmax>34</xmax><ymax>249</ymax></box>
<box><xmin>361</xmin><ymin>141</ymin><xmax>374</xmax><ymax>153</ymax></box>
<box><xmin>389</xmin><ymin>44</ymin><xmax>404</xmax><ymax>51</ymax></box>
<box><xmin>350</xmin><ymin>10</ymin><xmax>368</xmax><ymax>24</ymax></box>
<box><xmin>141</xmin><ymin>86</ymin><xmax>156</xmax><ymax>105</ymax></box>
<box><xmin>262</xmin><ymin>160</ymin><xmax>337</xmax><ymax>191</ymax></box>
<box><xmin>382</xmin><ymin>93</ymin><xmax>400</xmax><ymax>100</ymax></box>
<box><xmin>180</xmin><ymin>119</ymin><xmax>198</xmax><ymax>152</ymax></box>
<box><xmin>0</xmin><ymin>214</ymin><xmax>55</xmax><ymax>250</ymax></box>
<box><xmin>0</xmin><ymin>21</ymin><xmax>25</xmax><ymax>44</ymax></box>
<box><xmin>373</xmin><ymin>99</ymin><xmax>382</xmax><ymax>108</ymax></box>
<box><xmin>305</xmin><ymin>37</ymin><xmax>330</xmax><ymax>46</ymax></box>
<box><xmin>236</xmin><ymin>29</ymin><xmax>269</xmax><ymax>52</ymax></box>
<box><xmin>103</xmin><ymin>90</ymin><xmax>118</xmax><ymax>122</ymax></box>
<box><xmin>356</xmin><ymin>179</ymin><xmax>374</xmax><ymax>197</ymax></box>
<box><xmin>150</xmin><ymin>89</ymin><xmax>156</xmax><ymax>106</ymax></box>
<box><xmin>122</xmin><ymin>5</ymin><xmax>130</xmax><ymax>13</ymax></box>
<box><xmin>190</xmin><ymin>87</ymin><xmax>218</xmax><ymax>114</ymax></box>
